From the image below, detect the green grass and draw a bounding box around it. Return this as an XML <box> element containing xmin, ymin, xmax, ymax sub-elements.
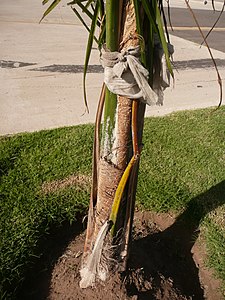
<box><xmin>0</xmin><ymin>107</ymin><xmax>224</xmax><ymax>298</ymax></box>
<box><xmin>0</xmin><ymin>125</ymin><xmax>93</xmax><ymax>299</ymax></box>
<box><xmin>137</xmin><ymin>107</ymin><xmax>225</xmax><ymax>211</ymax></box>
<box><xmin>203</xmin><ymin>219</ymin><xmax>225</xmax><ymax>280</ymax></box>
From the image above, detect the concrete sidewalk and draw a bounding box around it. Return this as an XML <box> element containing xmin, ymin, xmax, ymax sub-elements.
<box><xmin>0</xmin><ymin>0</ymin><xmax>224</xmax><ymax>135</ymax></box>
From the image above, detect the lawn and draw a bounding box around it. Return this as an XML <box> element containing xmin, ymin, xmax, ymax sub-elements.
<box><xmin>0</xmin><ymin>106</ymin><xmax>224</xmax><ymax>299</ymax></box>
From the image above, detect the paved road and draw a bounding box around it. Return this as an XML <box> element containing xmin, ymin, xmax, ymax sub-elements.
<box><xmin>0</xmin><ymin>0</ymin><xmax>225</xmax><ymax>135</ymax></box>
<box><xmin>166</xmin><ymin>7</ymin><xmax>225</xmax><ymax>52</ymax></box>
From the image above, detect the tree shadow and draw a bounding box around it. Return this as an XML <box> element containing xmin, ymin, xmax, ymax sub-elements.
<box><xmin>17</xmin><ymin>218</ymin><xmax>84</xmax><ymax>300</ymax></box>
<box><xmin>16</xmin><ymin>181</ymin><xmax>224</xmax><ymax>299</ymax></box>
<box><xmin>126</xmin><ymin>180</ymin><xmax>225</xmax><ymax>299</ymax></box>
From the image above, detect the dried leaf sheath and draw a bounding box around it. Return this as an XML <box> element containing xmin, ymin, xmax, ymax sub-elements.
<box><xmin>83</xmin><ymin>84</ymin><xmax>105</xmax><ymax>258</ymax></box>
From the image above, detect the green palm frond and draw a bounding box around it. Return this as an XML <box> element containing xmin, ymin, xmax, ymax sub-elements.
<box><xmin>155</xmin><ymin>2</ymin><xmax>173</xmax><ymax>77</ymax></box>
<box><xmin>41</xmin><ymin>0</ymin><xmax>106</xmax><ymax>110</ymax></box>
<box><xmin>70</xmin><ymin>6</ymin><xmax>99</xmax><ymax>44</ymax></box>
<box><xmin>83</xmin><ymin>2</ymin><xmax>100</xmax><ymax>112</ymax></box>
<box><xmin>40</xmin><ymin>0</ymin><xmax>62</xmax><ymax>22</ymax></box>
<box><xmin>84</xmin><ymin>0</ymin><xmax>94</xmax><ymax>10</ymax></box>
<box><xmin>67</xmin><ymin>0</ymin><xmax>87</xmax><ymax>5</ymax></box>
<box><xmin>98</xmin><ymin>0</ymin><xmax>105</xmax><ymax>19</ymax></box>
<box><xmin>133</xmin><ymin>0</ymin><xmax>146</xmax><ymax>65</ymax></box>
<box><xmin>71</xmin><ymin>2</ymin><xmax>101</xmax><ymax>27</ymax></box>
<box><xmin>98</xmin><ymin>20</ymin><xmax>106</xmax><ymax>48</ymax></box>
<box><xmin>42</xmin><ymin>0</ymin><xmax>51</xmax><ymax>5</ymax></box>
<box><xmin>41</xmin><ymin>0</ymin><xmax>174</xmax><ymax>109</ymax></box>
<box><xmin>141</xmin><ymin>0</ymin><xmax>173</xmax><ymax>77</ymax></box>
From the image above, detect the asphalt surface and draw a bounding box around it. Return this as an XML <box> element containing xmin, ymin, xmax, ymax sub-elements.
<box><xmin>0</xmin><ymin>0</ymin><xmax>225</xmax><ymax>135</ymax></box>
<box><xmin>166</xmin><ymin>7</ymin><xmax>225</xmax><ymax>52</ymax></box>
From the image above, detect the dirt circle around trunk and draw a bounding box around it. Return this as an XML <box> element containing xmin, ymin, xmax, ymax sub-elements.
<box><xmin>19</xmin><ymin>211</ymin><xmax>223</xmax><ymax>300</ymax></box>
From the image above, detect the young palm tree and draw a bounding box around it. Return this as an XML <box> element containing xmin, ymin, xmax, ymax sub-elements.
<box><xmin>42</xmin><ymin>0</ymin><xmax>173</xmax><ymax>288</ymax></box>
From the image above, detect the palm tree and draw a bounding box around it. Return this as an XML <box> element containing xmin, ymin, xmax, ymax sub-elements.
<box><xmin>41</xmin><ymin>0</ymin><xmax>173</xmax><ymax>288</ymax></box>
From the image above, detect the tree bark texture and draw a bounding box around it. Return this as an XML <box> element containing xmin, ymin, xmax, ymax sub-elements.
<box><xmin>82</xmin><ymin>0</ymin><xmax>146</xmax><ymax>270</ymax></box>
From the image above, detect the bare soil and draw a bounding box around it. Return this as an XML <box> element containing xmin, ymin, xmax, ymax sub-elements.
<box><xmin>18</xmin><ymin>211</ymin><xmax>223</xmax><ymax>300</ymax></box>
<box><xmin>41</xmin><ymin>174</ymin><xmax>91</xmax><ymax>194</ymax></box>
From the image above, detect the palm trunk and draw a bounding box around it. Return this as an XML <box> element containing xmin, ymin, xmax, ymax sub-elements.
<box><xmin>41</xmin><ymin>0</ymin><xmax>174</xmax><ymax>291</ymax></box>
<box><xmin>80</xmin><ymin>0</ymin><xmax>144</xmax><ymax>286</ymax></box>
<box><xmin>94</xmin><ymin>0</ymin><xmax>139</xmax><ymax>239</ymax></box>
<box><xmin>80</xmin><ymin>0</ymin><xmax>173</xmax><ymax>288</ymax></box>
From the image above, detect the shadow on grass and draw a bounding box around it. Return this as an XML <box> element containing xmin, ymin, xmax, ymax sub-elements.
<box><xmin>17</xmin><ymin>218</ymin><xmax>84</xmax><ymax>300</ymax></box>
<box><xmin>17</xmin><ymin>181</ymin><xmax>224</xmax><ymax>300</ymax></box>
<box><xmin>126</xmin><ymin>180</ymin><xmax>225</xmax><ymax>299</ymax></box>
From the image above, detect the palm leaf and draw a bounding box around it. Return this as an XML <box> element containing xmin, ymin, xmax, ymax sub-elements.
<box><xmin>40</xmin><ymin>0</ymin><xmax>62</xmax><ymax>22</ymax></box>
<box><xmin>97</xmin><ymin>0</ymin><xmax>105</xmax><ymax>19</ymax></box>
<box><xmin>67</xmin><ymin>1</ymin><xmax>101</xmax><ymax>27</ymax></box>
<box><xmin>84</xmin><ymin>0</ymin><xmax>94</xmax><ymax>10</ymax></box>
<box><xmin>71</xmin><ymin>6</ymin><xmax>99</xmax><ymax>44</ymax></box>
<box><xmin>83</xmin><ymin>2</ymin><xmax>100</xmax><ymax>112</ymax></box>
<box><xmin>76</xmin><ymin>2</ymin><xmax>101</xmax><ymax>27</ymax></box>
<box><xmin>141</xmin><ymin>0</ymin><xmax>158</xmax><ymax>34</ymax></box>
<box><xmin>133</xmin><ymin>0</ymin><xmax>146</xmax><ymax>66</ymax></box>
<box><xmin>98</xmin><ymin>21</ymin><xmax>106</xmax><ymax>48</ymax></box>
<box><xmin>67</xmin><ymin>0</ymin><xmax>87</xmax><ymax>4</ymax></box>
<box><xmin>42</xmin><ymin>0</ymin><xmax>51</xmax><ymax>5</ymax></box>
<box><xmin>155</xmin><ymin>2</ymin><xmax>173</xmax><ymax>77</ymax></box>
<box><xmin>141</xmin><ymin>0</ymin><xmax>173</xmax><ymax>77</ymax></box>
<box><xmin>159</xmin><ymin>0</ymin><xmax>170</xmax><ymax>43</ymax></box>
<box><xmin>165</xmin><ymin>0</ymin><xmax>174</xmax><ymax>30</ymax></box>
